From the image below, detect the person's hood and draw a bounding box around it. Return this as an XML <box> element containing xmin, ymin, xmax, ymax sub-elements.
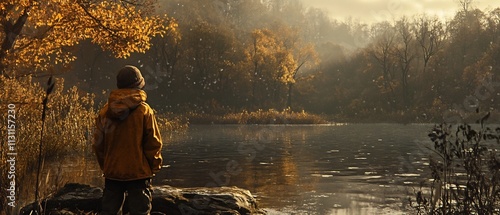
<box><xmin>106</xmin><ymin>89</ymin><xmax>147</xmax><ymax>120</ymax></box>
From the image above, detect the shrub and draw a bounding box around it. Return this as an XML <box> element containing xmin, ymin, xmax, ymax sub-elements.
<box><xmin>409</xmin><ymin>113</ymin><xmax>500</xmax><ymax>214</ymax></box>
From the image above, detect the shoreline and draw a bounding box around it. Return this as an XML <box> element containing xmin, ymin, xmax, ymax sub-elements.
<box><xmin>171</xmin><ymin>111</ymin><xmax>500</xmax><ymax>125</ymax></box>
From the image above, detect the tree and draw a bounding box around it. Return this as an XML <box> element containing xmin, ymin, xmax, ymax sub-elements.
<box><xmin>447</xmin><ymin>7</ymin><xmax>488</xmax><ymax>99</ymax></box>
<box><xmin>246</xmin><ymin>28</ymin><xmax>279</xmax><ymax>109</ymax></box>
<box><xmin>275</xmin><ymin>26</ymin><xmax>318</xmax><ymax>109</ymax></box>
<box><xmin>0</xmin><ymin>0</ymin><xmax>175</xmax><ymax>77</ymax></box>
<box><xmin>411</xmin><ymin>15</ymin><xmax>447</xmax><ymax>109</ymax></box>
<box><xmin>448</xmin><ymin>0</ymin><xmax>486</xmax><ymax>74</ymax></box>
<box><xmin>182</xmin><ymin>21</ymin><xmax>241</xmax><ymax>110</ymax></box>
<box><xmin>369</xmin><ymin>22</ymin><xmax>398</xmax><ymax>109</ymax></box>
<box><xmin>244</xmin><ymin>25</ymin><xmax>318</xmax><ymax>110</ymax></box>
<box><xmin>394</xmin><ymin>17</ymin><xmax>416</xmax><ymax>108</ymax></box>
<box><xmin>485</xmin><ymin>8</ymin><xmax>500</xmax><ymax>44</ymax></box>
<box><xmin>414</xmin><ymin>15</ymin><xmax>446</xmax><ymax>75</ymax></box>
<box><xmin>457</xmin><ymin>0</ymin><xmax>474</xmax><ymax>13</ymax></box>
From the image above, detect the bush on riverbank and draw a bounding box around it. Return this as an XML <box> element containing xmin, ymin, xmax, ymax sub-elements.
<box><xmin>409</xmin><ymin>115</ymin><xmax>500</xmax><ymax>214</ymax></box>
<box><xmin>186</xmin><ymin>108</ymin><xmax>328</xmax><ymax>124</ymax></box>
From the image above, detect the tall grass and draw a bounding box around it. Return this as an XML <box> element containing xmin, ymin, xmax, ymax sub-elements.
<box><xmin>156</xmin><ymin>112</ymin><xmax>189</xmax><ymax>131</ymax></box>
<box><xmin>0</xmin><ymin>76</ymin><xmax>96</xmax><ymax>214</ymax></box>
<box><xmin>0</xmin><ymin>77</ymin><xmax>186</xmax><ymax>214</ymax></box>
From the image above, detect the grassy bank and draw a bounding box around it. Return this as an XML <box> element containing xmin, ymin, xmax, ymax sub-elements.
<box><xmin>186</xmin><ymin>108</ymin><xmax>328</xmax><ymax>124</ymax></box>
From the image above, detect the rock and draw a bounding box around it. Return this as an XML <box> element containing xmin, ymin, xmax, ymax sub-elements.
<box><xmin>20</xmin><ymin>183</ymin><xmax>266</xmax><ymax>215</ymax></box>
<box><xmin>20</xmin><ymin>184</ymin><xmax>102</xmax><ymax>214</ymax></box>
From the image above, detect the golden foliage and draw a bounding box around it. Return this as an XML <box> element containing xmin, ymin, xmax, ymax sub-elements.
<box><xmin>245</xmin><ymin>26</ymin><xmax>318</xmax><ymax>85</ymax></box>
<box><xmin>0</xmin><ymin>0</ymin><xmax>177</xmax><ymax>76</ymax></box>
<box><xmin>156</xmin><ymin>112</ymin><xmax>189</xmax><ymax>132</ymax></box>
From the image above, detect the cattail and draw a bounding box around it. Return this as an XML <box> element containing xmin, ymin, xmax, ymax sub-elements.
<box><xmin>33</xmin><ymin>76</ymin><xmax>55</xmax><ymax>214</ymax></box>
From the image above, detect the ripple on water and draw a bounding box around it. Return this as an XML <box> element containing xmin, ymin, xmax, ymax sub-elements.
<box><xmin>394</xmin><ymin>173</ymin><xmax>420</xmax><ymax>177</ymax></box>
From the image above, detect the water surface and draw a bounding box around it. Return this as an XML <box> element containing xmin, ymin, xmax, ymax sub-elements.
<box><xmin>156</xmin><ymin>124</ymin><xmax>434</xmax><ymax>214</ymax></box>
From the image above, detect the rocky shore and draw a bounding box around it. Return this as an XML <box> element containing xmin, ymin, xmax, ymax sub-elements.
<box><xmin>20</xmin><ymin>183</ymin><xmax>266</xmax><ymax>215</ymax></box>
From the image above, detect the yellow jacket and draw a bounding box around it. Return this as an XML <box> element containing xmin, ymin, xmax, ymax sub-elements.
<box><xmin>93</xmin><ymin>89</ymin><xmax>163</xmax><ymax>181</ymax></box>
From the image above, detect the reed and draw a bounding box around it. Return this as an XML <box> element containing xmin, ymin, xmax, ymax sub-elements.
<box><xmin>156</xmin><ymin>112</ymin><xmax>189</xmax><ymax>132</ymax></box>
<box><xmin>187</xmin><ymin>108</ymin><xmax>328</xmax><ymax>124</ymax></box>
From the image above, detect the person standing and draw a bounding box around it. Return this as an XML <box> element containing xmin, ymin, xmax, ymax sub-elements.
<box><xmin>93</xmin><ymin>65</ymin><xmax>163</xmax><ymax>215</ymax></box>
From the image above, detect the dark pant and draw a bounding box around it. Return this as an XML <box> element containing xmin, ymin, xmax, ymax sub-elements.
<box><xmin>101</xmin><ymin>178</ymin><xmax>152</xmax><ymax>215</ymax></box>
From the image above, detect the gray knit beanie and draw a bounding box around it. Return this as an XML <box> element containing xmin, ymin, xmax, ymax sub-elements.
<box><xmin>116</xmin><ymin>65</ymin><xmax>145</xmax><ymax>89</ymax></box>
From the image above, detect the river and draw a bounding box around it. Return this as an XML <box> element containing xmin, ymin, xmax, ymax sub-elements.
<box><xmin>155</xmin><ymin>124</ymin><xmax>435</xmax><ymax>215</ymax></box>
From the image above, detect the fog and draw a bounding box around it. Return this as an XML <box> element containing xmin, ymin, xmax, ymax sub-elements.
<box><xmin>301</xmin><ymin>0</ymin><xmax>500</xmax><ymax>24</ymax></box>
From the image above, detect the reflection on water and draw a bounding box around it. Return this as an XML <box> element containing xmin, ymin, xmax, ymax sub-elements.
<box><xmin>157</xmin><ymin>124</ymin><xmax>434</xmax><ymax>214</ymax></box>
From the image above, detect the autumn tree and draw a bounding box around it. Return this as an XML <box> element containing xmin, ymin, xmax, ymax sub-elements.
<box><xmin>246</xmin><ymin>28</ymin><xmax>279</xmax><ymax>109</ymax></box>
<box><xmin>275</xmin><ymin>25</ymin><xmax>318</xmax><ymax>109</ymax></box>
<box><xmin>244</xmin><ymin>25</ymin><xmax>318</xmax><ymax>110</ymax></box>
<box><xmin>0</xmin><ymin>0</ymin><xmax>175</xmax><ymax>77</ymax></box>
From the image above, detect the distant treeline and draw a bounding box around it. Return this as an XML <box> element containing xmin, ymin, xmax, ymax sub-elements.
<box><xmin>71</xmin><ymin>0</ymin><xmax>500</xmax><ymax>122</ymax></box>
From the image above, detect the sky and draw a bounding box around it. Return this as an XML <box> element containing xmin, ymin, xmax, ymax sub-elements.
<box><xmin>299</xmin><ymin>0</ymin><xmax>500</xmax><ymax>24</ymax></box>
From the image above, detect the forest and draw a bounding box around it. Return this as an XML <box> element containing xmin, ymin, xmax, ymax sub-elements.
<box><xmin>62</xmin><ymin>0</ymin><xmax>499</xmax><ymax>123</ymax></box>
<box><xmin>3</xmin><ymin>0</ymin><xmax>500</xmax><ymax>123</ymax></box>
